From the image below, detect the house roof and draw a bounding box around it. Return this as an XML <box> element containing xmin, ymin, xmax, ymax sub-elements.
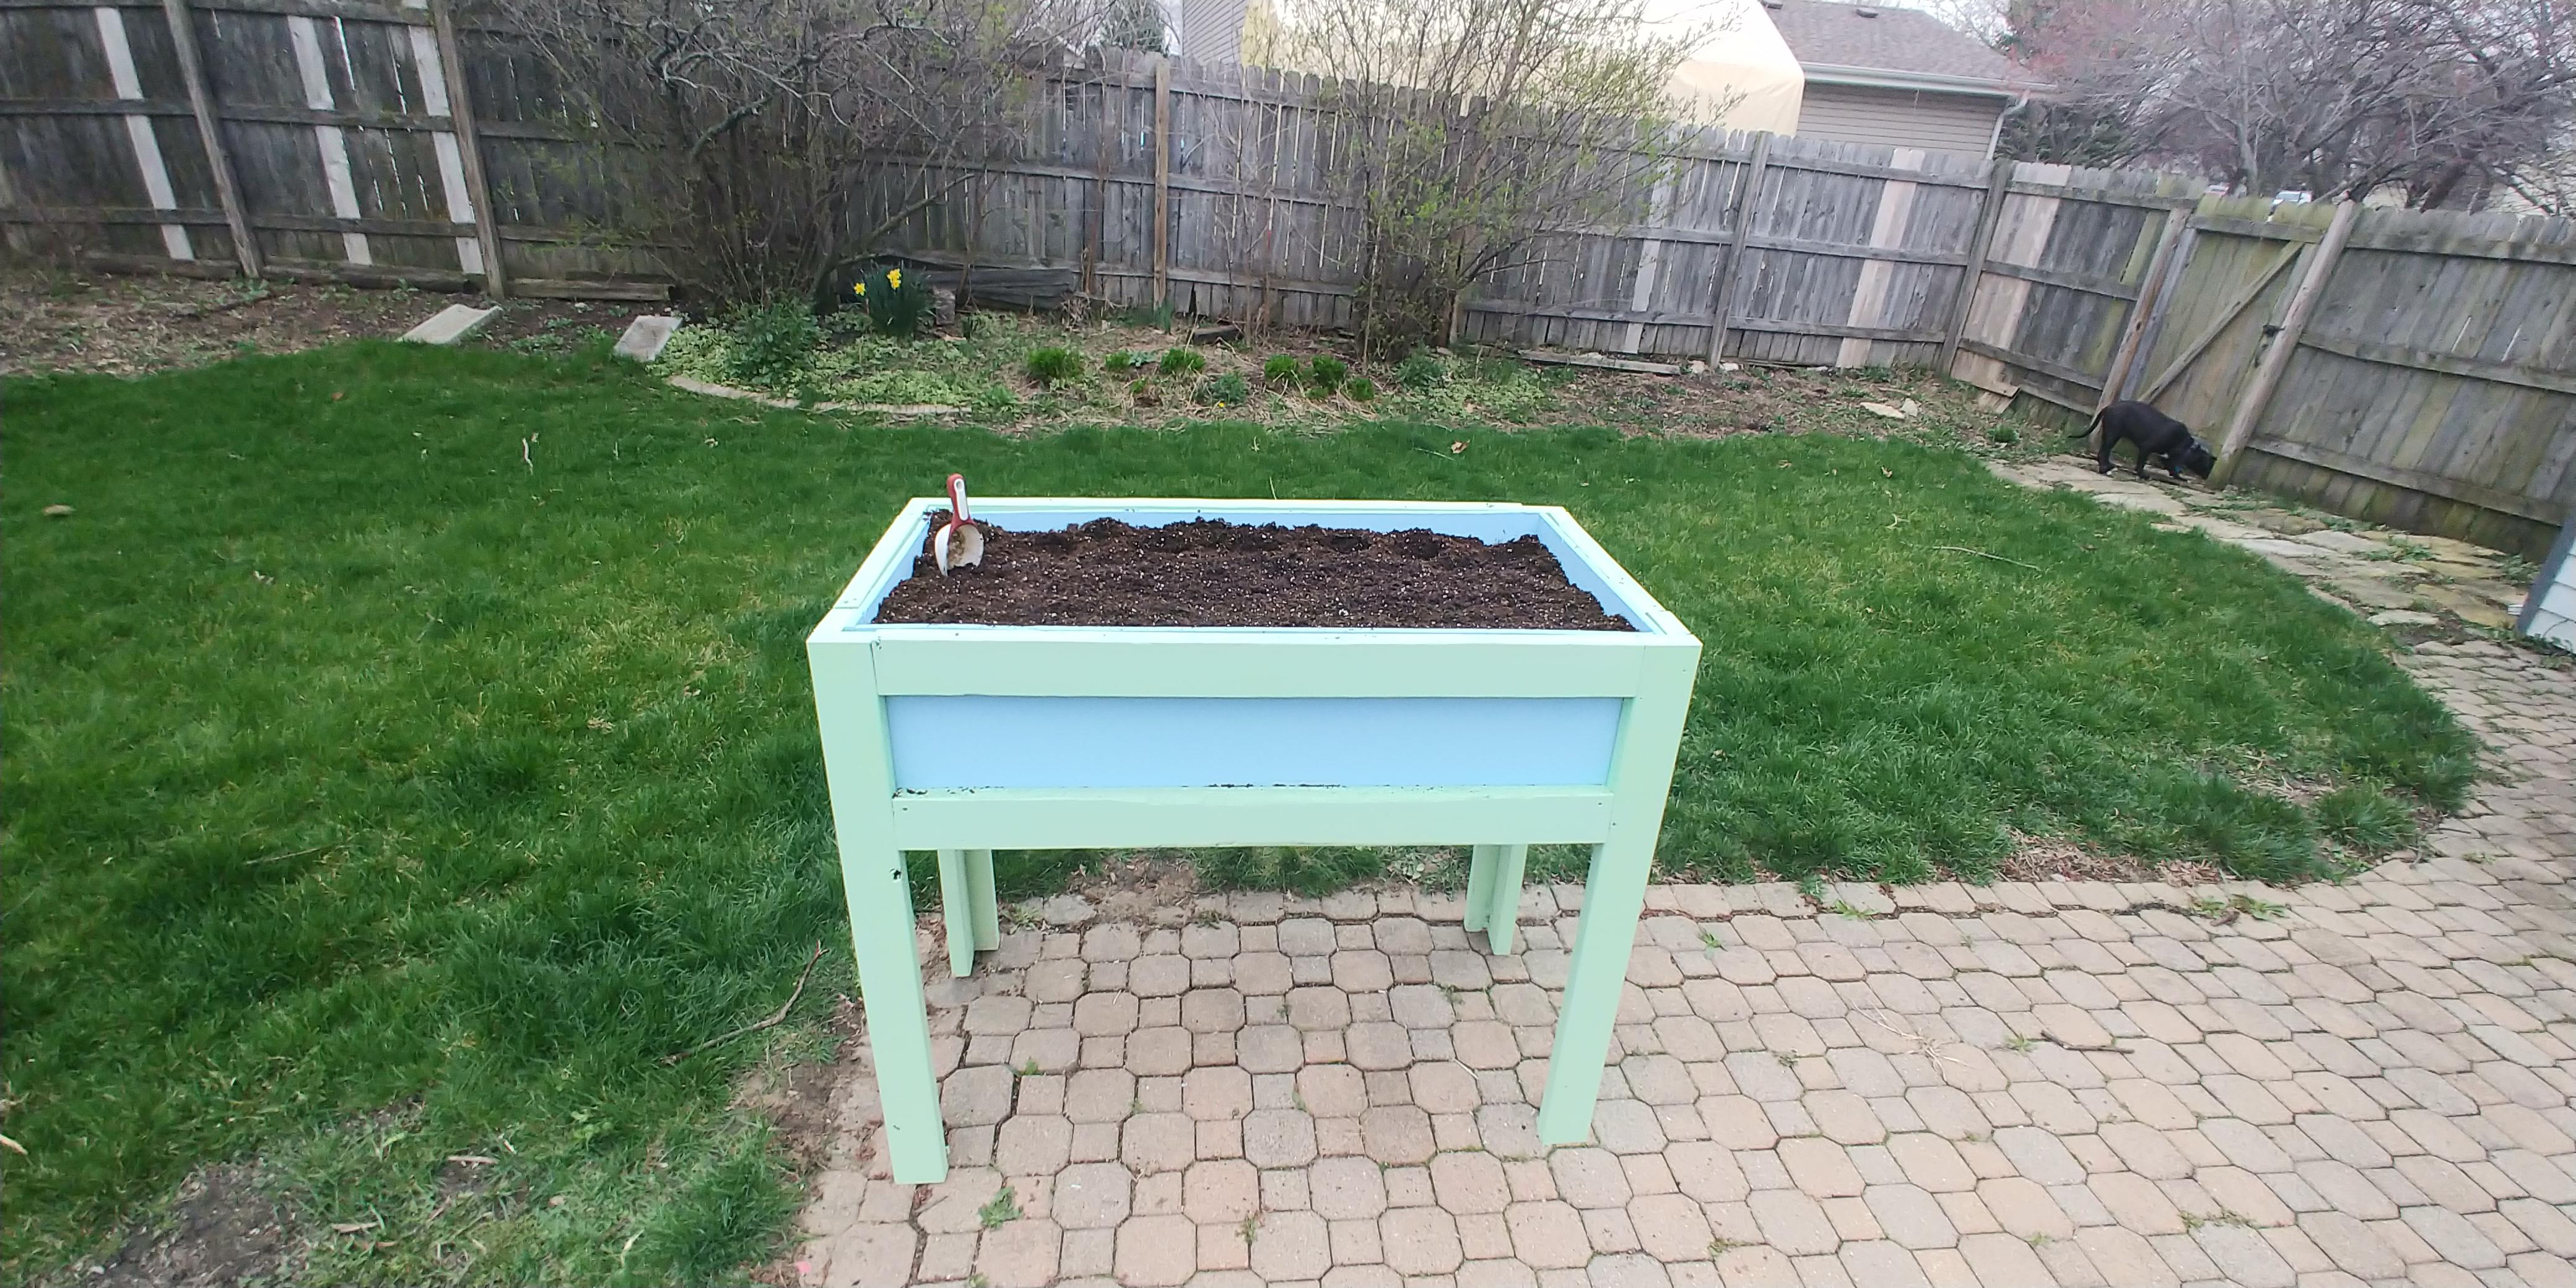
<box><xmin>1760</xmin><ymin>0</ymin><xmax>2023</xmax><ymax>93</ymax></box>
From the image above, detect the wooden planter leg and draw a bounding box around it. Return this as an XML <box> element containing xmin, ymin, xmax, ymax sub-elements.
<box><xmin>811</xmin><ymin>645</ymin><xmax>949</xmax><ymax>1184</ymax></box>
<box><xmin>1464</xmin><ymin>844</ymin><xmax>1500</xmax><ymax>935</ymax></box>
<box><xmin>966</xmin><ymin>849</ymin><xmax>1000</xmax><ymax>954</ymax></box>
<box><xmin>934</xmin><ymin>849</ymin><xmax>1001</xmax><ymax>975</ymax></box>
<box><xmin>1535</xmin><ymin>655</ymin><xmax>1695</xmax><ymax>1145</ymax></box>
<box><xmin>938</xmin><ymin>849</ymin><xmax>977</xmax><ymax>977</ymax></box>
<box><xmin>1536</xmin><ymin>834</ymin><xmax>1650</xmax><ymax>1143</ymax></box>
<box><xmin>1482</xmin><ymin>844</ymin><xmax>1530</xmax><ymax>954</ymax></box>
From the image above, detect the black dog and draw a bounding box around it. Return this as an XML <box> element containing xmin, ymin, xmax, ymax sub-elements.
<box><xmin>2076</xmin><ymin>400</ymin><xmax>2216</xmax><ymax>482</ymax></box>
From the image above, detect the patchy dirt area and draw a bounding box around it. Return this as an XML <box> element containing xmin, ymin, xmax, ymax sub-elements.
<box><xmin>81</xmin><ymin>1163</ymin><xmax>296</xmax><ymax>1288</ymax></box>
<box><xmin>1988</xmin><ymin>829</ymin><xmax>2230</xmax><ymax>886</ymax></box>
<box><xmin>0</xmin><ymin>266</ymin><xmax>658</xmax><ymax>376</ymax></box>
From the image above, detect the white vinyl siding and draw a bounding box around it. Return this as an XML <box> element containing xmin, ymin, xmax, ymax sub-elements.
<box><xmin>2522</xmin><ymin>528</ymin><xmax>2576</xmax><ymax>652</ymax></box>
<box><xmin>1795</xmin><ymin>82</ymin><xmax>2006</xmax><ymax>159</ymax></box>
<box><xmin>1178</xmin><ymin>0</ymin><xmax>1247</xmax><ymax>63</ymax></box>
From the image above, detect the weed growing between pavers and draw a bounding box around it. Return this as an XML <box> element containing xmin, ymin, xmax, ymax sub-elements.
<box><xmin>6</xmin><ymin>341</ymin><xmax>2471</xmax><ymax>1281</ymax></box>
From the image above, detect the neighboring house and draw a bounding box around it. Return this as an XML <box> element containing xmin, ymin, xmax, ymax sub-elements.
<box><xmin>1224</xmin><ymin>0</ymin><xmax>2032</xmax><ymax>160</ymax></box>
<box><xmin>1175</xmin><ymin>0</ymin><xmax>1248</xmax><ymax>64</ymax></box>
<box><xmin>1757</xmin><ymin>0</ymin><xmax>2027</xmax><ymax>158</ymax></box>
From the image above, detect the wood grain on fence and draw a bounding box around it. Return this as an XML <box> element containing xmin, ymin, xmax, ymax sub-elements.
<box><xmin>2230</xmin><ymin>204</ymin><xmax>2576</xmax><ymax>554</ymax></box>
<box><xmin>0</xmin><ymin>0</ymin><xmax>659</xmax><ymax>295</ymax></box>
<box><xmin>5</xmin><ymin>15</ymin><xmax>2572</xmax><ymax>554</ymax></box>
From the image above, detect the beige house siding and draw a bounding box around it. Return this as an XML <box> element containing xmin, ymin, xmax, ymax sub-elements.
<box><xmin>1795</xmin><ymin>82</ymin><xmax>2007</xmax><ymax>159</ymax></box>
<box><xmin>1178</xmin><ymin>0</ymin><xmax>1247</xmax><ymax>64</ymax></box>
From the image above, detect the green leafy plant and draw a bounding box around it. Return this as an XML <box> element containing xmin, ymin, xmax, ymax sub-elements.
<box><xmin>977</xmin><ymin>1185</ymin><xmax>1020</xmax><ymax>1229</ymax></box>
<box><xmin>1396</xmin><ymin>352</ymin><xmax>1447</xmax><ymax>391</ymax></box>
<box><xmin>1158</xmin><ymin>347</ymin><xmax>1206</xmax><ymax>376</ymax></box>
<box><xmin>1024</xmin><ymin>346</ymin><xmax>1085</xmax><ymax>387</ymax></box>
<box><xmin>1198</xmin><ymin>373</ymin><xmax>1250</xmax><ymax>406</ymax></box>
<box><xmin>720</xmin><ymin>300</ymin><xmax>820</xmax><ymax>386</ymax></box>
<box><xmin>1988</xmin><ymin>425</ymin><xmax>2019</xmax><ymax>445</ymax></box>
<box><xmin>1345</xmin><ymin>377</ymin><xmax>1378</xmax><ymax>401</ymax></box>
<box><xmin>2188</xmin><ymin>892</ymin><xmax>2289</xmax><ymax>923</ymax></box>
<box><xmin>1308</xmin><ymin>355</ymin><xmax>1349</xmax><ymax>386</ymax></box>
<box><xmin>1128</xmin><ymin>377</ymin><xmax>1159</xmax><ymax>406</ymax></box>
<box><xmin>846</xmin><ymin>265</ymin><xmax>932</xmax><ymax>340</ymax></box>
<box><xmin>1263</xmin><ymin>354</ymin><xmax>1301</xmax><ymax>386</ymax></box>
<box><xmin>1104</xmin><ymin>350</ymin><xmax>1144</xmax><ymax>373</ymax></box>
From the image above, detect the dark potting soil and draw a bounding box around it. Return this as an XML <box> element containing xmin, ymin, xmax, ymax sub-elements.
<box><xmin>872</xmin><ymin>516</ymin><xmax>1635</xmax><ymax>630</ymax></box>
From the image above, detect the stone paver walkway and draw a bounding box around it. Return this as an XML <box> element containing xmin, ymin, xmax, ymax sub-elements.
<box><xmin>793</xmin><ymin>474</ymin><xmax>2574</xmax><ymax>1288</ymax></box>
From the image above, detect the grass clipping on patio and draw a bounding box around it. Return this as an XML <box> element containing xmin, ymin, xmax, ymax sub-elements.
<box><xmin>4</xmin><ymin>341</ymin><xmax>2473</xmax><ymax>1282</ymax></box>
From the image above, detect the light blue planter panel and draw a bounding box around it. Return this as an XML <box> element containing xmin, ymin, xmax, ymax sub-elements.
<box><xmin>884</xmin><ymin>695</ymin><xmax>1624</xmax><ymax>790</ymax></box>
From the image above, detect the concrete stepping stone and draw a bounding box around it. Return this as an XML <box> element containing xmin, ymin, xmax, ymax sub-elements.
<box><xmin>667</xmin><ymin>374</ymin><xmax>799</xmax><ymax>409</ymax></box>
<box><xmin>399</xmin><ymin>303</ymin><xmax>497</xmax><ymax>346</ymax></box>
<box><xmin>612</xmin><ymin>315</ymin><xmax>681</xmax><ymax>362</ymax></box>
<box><xmin>811</xmin><ymin>401</ymin><xmax>959</xmax><ymax>417</ymax></box>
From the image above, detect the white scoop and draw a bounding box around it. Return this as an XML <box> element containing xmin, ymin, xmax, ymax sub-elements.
<box><xmin>932</xmin><ymin>472</ymin><xmax>985</xmax><ymax>575</ymax></box>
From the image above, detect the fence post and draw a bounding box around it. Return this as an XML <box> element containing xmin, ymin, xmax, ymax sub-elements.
<box><xmin>1151</xmin><ymin>56</ymin><xmax>1171</xmax><ymax>312</ymax></box>
<box><xmin>2210</xmin><ymin>198</ymin><xmax>2357</xmax><ymax>485</ymax></box>
<box><xmin>1939</xmin><ymin>157</ymin><xmax>2013</xmax><ymax>374</ymax></box>
<box><xmin>1081</xmin><ymin>71</ymin><xmax>1107</xmax><ymax>297</ymax></box>
<box><xmin>1705</xmin><ymin>131</ymin><xmax>1769</xmax><ymax>365</ymax></box>
<box><xmin>428</xmin><ymin>0</ymin><xmax>505</xmax><ymax>297</ymax></box>
<box><xmin>2095</xmin><ymin>203</ymin><xmax>2190</xmax><ymax>409</ymax></box>
<box><xmin>160</xmin><ymin>0</ymin><xmax>259</xmax><ymax>279</ymax></box>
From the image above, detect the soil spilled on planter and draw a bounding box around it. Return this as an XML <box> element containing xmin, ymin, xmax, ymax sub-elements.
<box><xmin>873</xmin><ymin>516</ymin><xmax>1635</xmax><ymax>630</ymax></box>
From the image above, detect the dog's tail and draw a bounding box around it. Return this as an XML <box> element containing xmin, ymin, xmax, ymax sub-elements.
<box><xmin>2067</xmin><ymin>408</ymin><xmax>2105</xmax><ymax>439</ymax></box>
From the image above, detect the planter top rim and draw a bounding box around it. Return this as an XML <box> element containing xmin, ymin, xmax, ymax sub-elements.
<box><xmin>812</xmin><ymin>497</ymin><xmax>1696</xmax><ymax>643</ymax></box>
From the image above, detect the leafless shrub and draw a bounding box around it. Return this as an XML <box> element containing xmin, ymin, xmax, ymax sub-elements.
<box><xmin>479</xmin><ymin>0</ymin><xmax>1115</xmax><ymax>304</ymax></box>
<box><xmin>1253</xmin><ymin>0</ymin><xmax>1723</xmax><ymax>355</ymax></box>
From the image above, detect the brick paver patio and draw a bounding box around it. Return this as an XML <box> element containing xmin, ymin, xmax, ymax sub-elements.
<box><xmin>794</xmin><ymin>619</ymin><xmax>2572</xmax><ymax>1288</ymax></box>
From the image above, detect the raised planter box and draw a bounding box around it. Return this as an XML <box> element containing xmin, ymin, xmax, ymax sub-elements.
<box><xmin>809</xmin><ymin>498</ymin><xmax>1700</xmax><ymax>1182</ymax></box>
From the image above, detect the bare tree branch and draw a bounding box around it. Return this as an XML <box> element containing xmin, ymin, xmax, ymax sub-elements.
<box><xmin>2006</xmin><ymin>0</ymin><xmax>2576</xmax><ymax>211</ymax></box>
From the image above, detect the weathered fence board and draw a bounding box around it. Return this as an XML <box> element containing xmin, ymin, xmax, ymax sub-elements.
<box><xmin>2229</xmin><ymin>206</ymin><xmax>2576</xmax><ymax>554</ymax></box>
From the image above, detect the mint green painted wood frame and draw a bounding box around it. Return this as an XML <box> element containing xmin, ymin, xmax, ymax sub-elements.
<box><xmin>809</xmin><ymin>498</ymin><xmax>1700</xmax><ymax>1183</ymax></box>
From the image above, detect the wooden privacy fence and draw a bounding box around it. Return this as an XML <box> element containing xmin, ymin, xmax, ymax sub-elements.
<box><xmin>2116</xmin><ymin>199</ymin><xmax>2576</xmax><ymax>559</ymax></box>
<box><xmin>0</xmin><ymin>0</ymin><xmax>658</xmax><ymax>298</ymax></box>
<box><xmin>4</xmin><ymin>21</ymin><xmax>2571</xmax><ymax>555</ymax></box>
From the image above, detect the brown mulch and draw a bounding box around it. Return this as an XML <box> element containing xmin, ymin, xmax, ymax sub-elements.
<box><xmin>0</xmin><ymin>266</ymin><xmax>656</xmax><ymax>376</ymax></box>
<box><xmin>873</xmin><ymin>516</ymin><xmax>1635</xmax><ymax>630</ymax></box>
<box><xmin>1</xmin><ymin>268</ymin><xmax>445</xmax><ymax>375</ymax></box>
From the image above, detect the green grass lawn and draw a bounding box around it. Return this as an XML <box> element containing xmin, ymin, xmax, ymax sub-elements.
<box><xmin>4</xmin><ymin>341</ymin><xmax>2473</xmax><ymax>1283</ymax></box>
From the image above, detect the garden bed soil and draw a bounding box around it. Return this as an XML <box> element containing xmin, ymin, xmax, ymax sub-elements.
<box><xmin>872</xmin><ymin>516</ymin><xmax>1634</xmax><ymax>630</ymax></box>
